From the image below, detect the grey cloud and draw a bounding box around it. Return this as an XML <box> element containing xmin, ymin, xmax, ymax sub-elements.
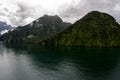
<box><xmin>3</xmin><ymin>7</ymin><xmax>9</xmax><ymax>12</ymax></box>
<box><xmin>59</xmin><ymin>0</ymin><xmax>120</xmax><ymax>23</ymax></box>
<box><xmin>10</xmin><ymin>3</ymin><xmax>45</xmax><ymax>26</ymax></box>
<box><xmin>0</xmin><ymin>12</ymin><xmax>6</xmax><ymax>16</ymax></box>
<box><xmin>5</xmin><ymin>3</ymin><xmax>37</xmax><ymax>26</ymax></box>
<box><xmin>0</xmin><ymin>2</ymin><xmax>38</xmax><ymax>26</ymax></box>
<box><xmin>1</xmin><ymin>0</ymin><xmax>120</xmax><ymax>26</ymax></box>
<box><xmin>16</xmin><ymin>3</ymin><xmax>33</xmax><ymax>19</ymax></box>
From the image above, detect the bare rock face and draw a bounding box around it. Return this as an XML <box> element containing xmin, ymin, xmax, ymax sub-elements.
<box><xmin>0</xmin><ymin>15</ymin><xmax>71</xmax><ymax>43</ymax></box>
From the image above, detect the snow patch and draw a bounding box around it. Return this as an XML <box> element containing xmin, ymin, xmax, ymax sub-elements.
<box><xmin>35</xmin><ymin>19</ymin><xmax>39</xmax><ymax>23</ymax></box>
<box><xmin>27</xmin><ymin>35</ymin><xmax>34</xmax><ymax>38</ymax></box>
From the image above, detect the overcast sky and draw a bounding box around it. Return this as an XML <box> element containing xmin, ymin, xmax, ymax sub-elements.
<box><xmin>0</xmin><ymin>0</ymin><xmax>120</xmax><ymax>27</ymax></box>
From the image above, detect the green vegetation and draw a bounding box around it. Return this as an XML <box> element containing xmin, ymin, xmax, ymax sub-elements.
<box><xmin>41</xmin><ymin>11</ymin><xmax>120</xmax><ymax>47</ymax></box>
<box><xmin>1</xmin><ymin>11</ymin><xmax>120</xmax><ymax>47</ymax></box>
<box><xmin>0</xmin><ymin>15</ymin><xmax>71</xmax><ymax>44</ymax></box>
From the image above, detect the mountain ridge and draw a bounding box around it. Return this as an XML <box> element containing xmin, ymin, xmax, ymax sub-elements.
<box><xmin>40</xmin><ymin>11</ymin><xmax>120</xmax><ymax>47</ymax></box>
<box><xmin>0</xmin><ymin>15</ymin><xmax>71</xmax><ymax>43</ymax></box>
<box><xmin>1</xmin><ymin>11</ymin><xmax>120</xmax><ymax>47</ymax></box>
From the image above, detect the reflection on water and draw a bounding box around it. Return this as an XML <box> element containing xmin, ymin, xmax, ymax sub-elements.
<box><xmin>0</xmin><ymin>43</ymin><xmax>120</xmax><ymax>80</ymax></box>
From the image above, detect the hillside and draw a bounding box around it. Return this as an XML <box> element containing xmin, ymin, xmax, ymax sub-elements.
<box><xmin>41</xmin><ymin>11</ymin><xmax>120</xmax><ymax>47</ymax></box>
<box><xmin>0</xmin><ymin>15</ymin><xmax>71</xmax><ymax>43</ymax></box>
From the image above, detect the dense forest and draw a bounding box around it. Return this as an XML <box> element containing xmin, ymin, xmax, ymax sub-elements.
<box><xmin>1</xmin><ymin>11</ymin><xmax>120</xmax><ymax>47</ymax></box>
<box><xmin>0</xmin><ymin>15</ymin><xmax>71</xmax><ymax>44</ymax></box>
<box><xmin>41</xmin><ymin>11</ymin><xmax>120</xmax><ymax>47</ymax></box>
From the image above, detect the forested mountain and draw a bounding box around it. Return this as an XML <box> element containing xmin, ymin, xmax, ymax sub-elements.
<box><xmin>41</xmin><ymin>11</ymin><xmax>120</xmax><ymax>47</ymax></box>
<box><xmin>0</xmin><ymin>15</ymin><xmax>71</xmax><ymax>43</ymax></box>
<box><xmin>1</xmin><ymin>11</ymin><xmax>120</xmax><ymax>47</ymax></box>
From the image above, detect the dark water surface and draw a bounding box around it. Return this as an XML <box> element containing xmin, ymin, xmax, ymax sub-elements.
<box><xmin>0</xmin><ymin>43</ymin><xmax>120</xmax><ymax>80</ymax></box>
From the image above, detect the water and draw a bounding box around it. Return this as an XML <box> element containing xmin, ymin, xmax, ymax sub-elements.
<box><xmin>0</xmin><ymin>43</ymin><xmax>120</xmax><ymax>80</ymax></box>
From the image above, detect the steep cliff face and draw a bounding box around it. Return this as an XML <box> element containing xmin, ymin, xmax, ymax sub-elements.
<box><xmin>41</xmin><ymin>11</ymin><xmax>120</xmax><ymax>47</ymax></box>
<box><xmin>0</xmin><ymin>15</ymin><xmax>71</xmax><ymax>43</ymax></box>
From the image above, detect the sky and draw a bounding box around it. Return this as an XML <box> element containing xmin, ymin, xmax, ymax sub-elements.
<box><xmin>0</xmin><ymin>0</ymin><xmax>120</xmax><ymax>27</ymax></box>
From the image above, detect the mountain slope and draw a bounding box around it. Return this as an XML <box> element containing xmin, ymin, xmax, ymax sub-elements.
<box><xmin>41</xmin><ymin>11</ymin><xmax>120</xmax><ymax>47</ymax></box>
<box><xmin>0</xmin><ymin>15</ymin><xmax>71</xmax><ymax>43</ymax></box>
<box><xmin>0</xmin><ymin>21</ymin><xmax>13</xmax><ymax>35</ymax></box>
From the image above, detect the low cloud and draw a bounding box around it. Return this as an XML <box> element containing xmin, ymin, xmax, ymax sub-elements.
<box><xmin>59</xmin><ymin>0</ymin><xmax>120</xmax><ymax>23</ymax></box>
<box><xmin>0</xmin><ymin>0</ymin><xmax>120</xmax><ymax>26</ymax></box>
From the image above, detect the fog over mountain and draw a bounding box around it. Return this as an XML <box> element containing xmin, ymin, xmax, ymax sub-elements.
<box><xmin>0</xmin><ymin>21</ymin><xmax>13</xmax><ymax>35</ymax></box>
<box><xmin>0</xmin><ymin>0</ymin><xmax>120</xmax><ymax>27</ymax></box>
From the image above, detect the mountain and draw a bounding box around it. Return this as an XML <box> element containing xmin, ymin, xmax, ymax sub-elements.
<box><xmin>0</xmin><ymin>15</ymin><xmax>71</xmax><ymax>43</ymax></box>
<box><xmin>0</xmin><ymin>21</ymin><xmax>13</xmax><ymax>35</ymax></box>
<box><xmin>41</xmin><ymin>11</ymin><xmax>120</xmax><ymax>47</ymax></box>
